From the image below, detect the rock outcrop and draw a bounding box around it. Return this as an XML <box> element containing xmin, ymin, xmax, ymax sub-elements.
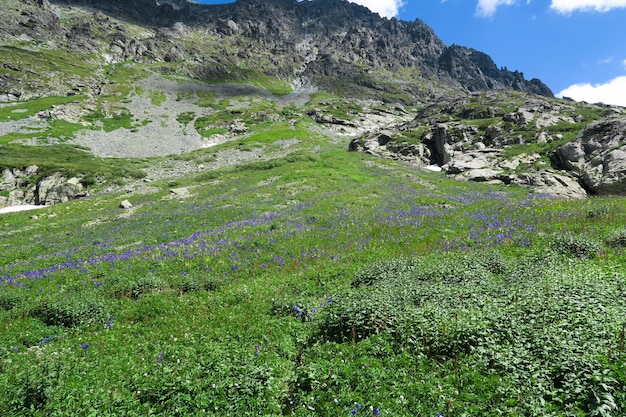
<box><xmin>0</xmin><ymin>166</ymin><xmax>88</xmax><ymax>207</ymax></box>
<box><xmin>554</xmin><ymin>118</ymin><xmax>626</xmax><ymax>195</ymax></box>
<box><xmin>349</xmin><ymin>93</ymin><xmax>625</xmax><ymax>198</ymax></box>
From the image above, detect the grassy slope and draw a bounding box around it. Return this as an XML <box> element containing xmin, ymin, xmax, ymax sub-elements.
<box><xmin>1</xmin><ymin>143</ymin><xmax>626</xmax><ymax>415</ymax></box>
<box><xmin>1</xmin><ymin>43</ymin><xmax>626</xmax><ymax>416</ymax></box>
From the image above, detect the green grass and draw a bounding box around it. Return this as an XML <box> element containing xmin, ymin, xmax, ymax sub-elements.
<box><xmin>0</xmin><ymin>143</ymin><xmax>147</xmax><ymax>181</ymax></box>
<box><xmin>2</xmin><ymin>54</ymin><xmax>626</xmax><ymax>416</ymax></box>
<box><xmin>2</xmin><ymin>144</ymin><xmax>626</xmax><ymax>415</ymax></box>
<box><xmin>176</xmin><ymin>112</ymin><xmax>196</xmax><ymax>125</ymax></box>
<box><xmin>204</xmin><ymin>68</ymin><xmax>292</xmax><ymax>96</ymax></box>
<box><xmin>0</xmin><ymin>96</ymin><xmax>86</xmax><ymax>123</ymax></box>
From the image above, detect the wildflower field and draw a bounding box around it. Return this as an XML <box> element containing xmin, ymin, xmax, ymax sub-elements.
<box><xmin>2</xmin><ymin>148</ymin><xmax>626</xmax><ymax>416</ymax></box>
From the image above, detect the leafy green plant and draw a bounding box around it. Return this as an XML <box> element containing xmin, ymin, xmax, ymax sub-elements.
<box><xmin>587</xmin><ymin>205</ymin><xmax>611</xmax><ymax>219</ymax></box>
<box><xmin>107</xmin><ymin>273</ymin><xmax>166</xmax><ymax>299</ymax></box>
<box><xmin>0</xmin><ymin>285</ymin><xmax>26</xmax><ymax>311</ymax></box>
<box><xmin>551</xmin><ymin>232</ymin><xmax>602</xmax><ymax>258</ymax></box>
<box><xmin>30</xmin><ymin>291</ymin><xmax>108</xmax><ymax>327</ymax></box>
<box><xmin>606</xmin><ymin>227</ymin><xmax>626</xmax><ymax>247</ymax></box>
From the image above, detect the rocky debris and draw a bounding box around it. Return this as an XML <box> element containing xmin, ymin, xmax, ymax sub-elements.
<box><xmin>0</xmin><ymin>0</ymin><xmax>63</xmax><ymax>43</ymax></box>
<box><xmin>224</xmin><ymin>119</ymin><xmax>248</xmax><ymax>134</ymax></box>
<box><xmin>0</xmin><ymin>93</ymin><xmax>20</xmax><ymax>102</ymax></box>
<box><xmin>347</xmin><ymin>94</ymin><xmax>623</xmax><ymax>198</ymax></box>
<box><xmin>349</xmin><ymin>131</ymin><xmax>430</xmax><ymax>164</ymax></box>
<box><xmin>446</xmin><ymin>149</ymin><xmax>502</xmax><ymax>175</ymax></box>
<box><xmin>554</xmin><ymin>118</ymin><xmax>626</xmax><ymax>195</ymax></box>
<box><xmin>350</xmin><ymin>129</ymin><xmax>587</xmax><ymax>197</ymax></box>
<box><xmin>169</xmin><ymin>187</ymin><xmax>190</xmax><ymax>198</ymax></box>
<box><xmin>0</xmin><ymin>166</ymin><xmax>88</xmax><ymax>207</ymax></box>
<box><xmin>308</xmin><ymin>109</ymin><xmax>355</xmax><ymax>127</ymax></box>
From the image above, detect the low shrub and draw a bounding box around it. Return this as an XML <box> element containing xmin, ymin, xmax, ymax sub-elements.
<box><xmin>0</xmin><ymin>285</ymin><xmax>27</xmax><ymax>311</ymax></box>
<box><xmin>30</xmin><ymin>291</ymin><xmax>108</xmax><ymax>327</ymax></box>
<box><xmin>322</xmin><ymin>253</ymin><xmax>495</xmax><ymax>347</ymax></box>
<box><xmin>107</xmin><ymin>273</ymin><xmax>166</xmax><ymax>299</ymax></box>
<box><xmin>551</xmin><ymin>232</ymin><xmax>601</xmax><ymax>258</ymax></box>
<box><xmin>173</xmin><ymin>274</ymin><xmax>223</xmax><ymax>293</ymax></box>
<box><xmin>351</xmin><ymin>256</ymin><xmax>419</xmax><ymax>287</ymax></box>
<box><xmin>586</xmin><ymin>205</ymin><xmax>611</xmax><ymax>219</ymax></box>
<box><xmin>606</xmin><ymin>227</ymin><xmax>626</xmax><ymax>247</ymax></box>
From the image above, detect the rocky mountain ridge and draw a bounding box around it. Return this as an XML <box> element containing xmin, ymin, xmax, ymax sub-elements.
<box><xmin>3</xmin><ymin>0</ymin><xmax>551</xmax><ymax>101</ymax></box>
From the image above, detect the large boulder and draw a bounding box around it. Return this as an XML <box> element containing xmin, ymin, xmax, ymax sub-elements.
<box><xmin>36</xmin><ymin>175</ymin><xmax>87</xmax><ymax>205</ymax></box>
<box><xmin>0</xmin><ymin>167</ymin><xmax>88</xmax><ymax>207</ymax></box>
<box><xmin>555</xmin><ymin>118</ymin><xmax>626</xmax><ymax>195</ymax></box>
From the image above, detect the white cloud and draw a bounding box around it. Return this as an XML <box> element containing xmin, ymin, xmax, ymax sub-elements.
<box><xmin>475</xmin><ymin>0</ymin><xmax>516</xmax><ymax>17</ymax></box>
<box><xmin>347</xmin><ymin>0</ymin><xmax>404</xmax><ymax>18</ymax></box>
<box><xmin>550</xmin><ymin>0</ymin><xmax>626</xmax><ymax>13</ymax></box>
<box><xmin>623</xmin><ymin>59</ymin><xmax>626</xmax><ymax>70</ymax></box>
<box><xmin>557</xmin><ymin>76</ymin><xmax>626</xmax><ymax>106</ymax></box>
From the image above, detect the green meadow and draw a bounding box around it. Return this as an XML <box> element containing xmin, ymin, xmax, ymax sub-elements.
<box><xmin>0</xmin><ymin>57</ymin><xmax>625</xmax><ymax>415</ymax></box>
<box><xmin>1</xmin><ymin>142</ymin><xmax>626</xmax><ymax>415</ymax></box>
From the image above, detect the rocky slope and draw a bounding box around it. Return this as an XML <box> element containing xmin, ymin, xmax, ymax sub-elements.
<box><xmin>1</xmin><ymin>0</ymin><xmax>626</xmax><ymax>207</ymax></box>
<box><xmin>348</xmin><ymin>92</ymin><xmax>626</xmax><ymax>198</ymax></box>
<box><xmin>2</xmin><ymin>0</ymin><xmax>551</xmax><ymax>101</ymax></box>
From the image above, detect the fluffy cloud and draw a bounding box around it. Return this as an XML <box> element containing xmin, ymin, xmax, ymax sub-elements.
<box><xmin>348</xmin><ymin>0</ymin><xmax>404</xmax><ymax>18</ymax></box>
<box><xmin>557</xmin><ymin>76</ymin><xmax>626</xmax><ymax>106</ymax></box>
<box><xmin>475</xmin><ymin>0</ymin><xmax>516</xmax><ymax>17</ymax></box>
<box><xmin>550</xmin><ymin>0</ymin><xmax>626</xmax><ymax>13</ymax></box>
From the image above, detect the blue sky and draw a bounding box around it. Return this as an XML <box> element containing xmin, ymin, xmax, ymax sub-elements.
<box><xmin>195</xmin><ymin>0</ymin><xmax>626</xmax><ymax>106</ymax></box>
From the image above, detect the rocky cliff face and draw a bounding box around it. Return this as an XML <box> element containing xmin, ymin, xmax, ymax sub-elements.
<box><xmin>554</xmin><ymin>118</ymin><xmax>626</xmax><ymax>195</ymax></box>
<box><xmin>26</xmin><ymin>0</ymin><xmax>552</xmax><ymax>100</ymax></box>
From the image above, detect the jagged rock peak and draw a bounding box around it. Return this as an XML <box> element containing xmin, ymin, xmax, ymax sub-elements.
<box><xmin>45</xmin><ymin>0</ymin><xmax>552</xmax><ymax>97</ymax></box>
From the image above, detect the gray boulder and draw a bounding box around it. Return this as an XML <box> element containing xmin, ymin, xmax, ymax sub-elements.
<box><xmin>36</xmin><ymin>175</ymin><xmax>87</xmax><ymax>205</ymax></box>
<box><xmin>1</xmin><ymin>167</ymin><xmax>88</xmax><ymax>207</ymax></box>
<box><xmin>555</xmin><ymin>118</ymin><xmax>626</xmax><ymax>194</ymax></box>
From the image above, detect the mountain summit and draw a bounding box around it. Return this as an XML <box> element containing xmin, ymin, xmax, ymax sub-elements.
<box><xmin>43</xmin><ymin>0</ymin><xmax>552</xmax><ymax>100</ymax></box>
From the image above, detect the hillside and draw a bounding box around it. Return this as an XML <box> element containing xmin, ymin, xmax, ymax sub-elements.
<box><xmin>0</xmin><ymin>0</ymin><xmax>625</xmax><ymax>207</ymax></box>
<box><xmin>2</xmin><ymin>1</ymin><xmax>626</xmax><ymax>415</ymax></box>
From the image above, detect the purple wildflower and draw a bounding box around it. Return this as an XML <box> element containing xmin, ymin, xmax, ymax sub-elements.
<box><xmin>39</xmin><ymin>336</ymin><xmax>53</xmax><ymax>345</ymax></box>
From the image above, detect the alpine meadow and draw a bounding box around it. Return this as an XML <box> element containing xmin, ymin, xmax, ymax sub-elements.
<box><xmin>2</xmin><ymin>0</ymin><xmax>626</xmax><ymax>416</ymax></box>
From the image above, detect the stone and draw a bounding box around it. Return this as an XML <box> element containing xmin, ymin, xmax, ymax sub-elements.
<box><xmin>36</xmin><ymin>174</ymin><xmax>85</xmax><ymax>205</ymax></box>
<box><xmin>170</xmin><ymin>187</ymin><xmax>190</xmax><ymax>197</ymax></box>
<box><xmin>555</xmin><ymin>142</ymin><xmax>585</xmax><ymax>173</ymax></box>
<box><xmin>555</xmin><ymin>118</ymin><xmax>626</xmax><ymax>195</ymax></box>
<box><xmin>503</xmin><ymin>109</ymin><xmax>534</xmax><ymax>128</ymax></box>
<box><xmin>120</xmin><ymin>200</ymin><xmax>133</xmax><ymax>209</ymax></box>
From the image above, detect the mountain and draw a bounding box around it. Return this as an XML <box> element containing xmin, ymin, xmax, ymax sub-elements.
<box><xmin>5</xmin><ymin>0</ymin><xmax>552</xmax><ymax>100</ymax></box>
<box><xmin>1</xmin><ymin>0</ymin><xmax>626</xmax><ymax>208</ymax></box>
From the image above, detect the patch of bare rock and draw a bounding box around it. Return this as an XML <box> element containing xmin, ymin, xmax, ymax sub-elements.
<box><xmin>350</xmin><ymin>99</ymin><xmax>626</xmax><ymax>199</ymax></box>
<box><xmin>1</xmin><ymin>166</ymin><xmax>88</xmax><ymax>208</ymax></box>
